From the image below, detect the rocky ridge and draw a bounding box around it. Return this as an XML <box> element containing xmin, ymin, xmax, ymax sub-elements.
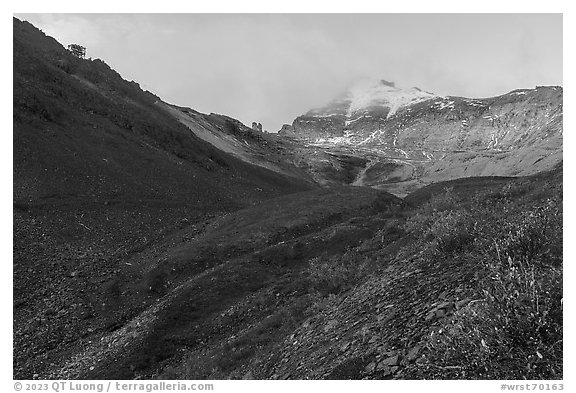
<box><xmin>278</xmin><ymin>80</ymin><xmax>562</xmax><ymax>196</ymax></box>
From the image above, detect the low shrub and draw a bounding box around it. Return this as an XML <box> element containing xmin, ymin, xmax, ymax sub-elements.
<box><xmin>495</xmin><ymin>199</ymin><xmax>562</xmax><ymax>267</ymax></box>
<box><xmin>430</xmin><ymin>211</ymin><xmax>476</xmax><ymax>254</ymax></box>
<box><xmin>421</xmin><ymin>186</ymin><xmax>460</xmax><ymax>214</ymax></box>
<box><xmin>471</xmin><ymin>182</ymin><xmax>532</xmax><ymax>207</ymax></box>
<box><xmin>412</xmin><ymin>199</ymin><xmax>562</xmax><ymax>379</ymax></box>
<box><xmin>164</xmin><ymin>295</ymin><xmax>315</xmax><ymax>379</ymax></box>
<box><xmin>405</xmin><ymin>208</ymin><xmax>476</xmax><ymax>254</ymax></box>
<box><xmin>308</xmin><ymin>251</ymin><xmax>369</xmax><ymax>295</ymax></box>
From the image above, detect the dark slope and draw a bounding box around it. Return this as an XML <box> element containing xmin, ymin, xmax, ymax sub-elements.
<box><xmin>46</xmin><ymin>186</ymin><xmax>403</xmax><ymax>379</ymax></box>
<box><xmin>157</xmin><ymin>102</ymin><xmax>317</xmax><ymax>183</ymax></box>
<box><xmin>13</xmin><ymin>18</ymin><xmax>313</xmax><ymax>206</ymax></box>
<box><xmin>265</xmin><ymin>166</ymin><xmax>562</xmax><ymax>380</ymax></box>
<box><xmin>183</xmin><ymin>166</ymin><xmax>561</xmax><ymax>380</ymax></box>
<box><xmin>40</xmin><ymin>164</ymin><xmax>559</xmax><ymax>381</ymax></box>
<box><xmin>403</xmin><ymin>161</ymin><xmax>563</xmax><ymax>207</ymax></box>
<box><xmin>13</xmin><ymin>17</ymin><xmax>314</xmax><ymax>378</ymax></box>
<box><xmin>19</xmin><ymin>186</ymin><xmax>403</xmax><ymax>379</ymax></box>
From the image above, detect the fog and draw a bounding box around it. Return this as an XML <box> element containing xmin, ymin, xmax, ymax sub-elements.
<box><xmin>16</xmin><ymin>13</ymin><xmax>562</xmax><ymax>132</ymax></box>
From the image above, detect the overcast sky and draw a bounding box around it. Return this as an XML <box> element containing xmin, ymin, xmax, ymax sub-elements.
<box><xmin>15</xmin><ymin>13</ymin><xmax>562</xmax><ymax>131</ymax></box>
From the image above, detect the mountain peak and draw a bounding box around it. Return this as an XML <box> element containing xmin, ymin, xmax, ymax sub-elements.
<box><xmin>380</xmin><ymin>79</ymin><xmax>396</xmax><ymax>88</ymax></box>
<box><xmin>303</xmin><ymin>78</ymin><xmax>438</xmax><ymax>121</ymax></box>
<box><xmin>343</xmin><ymin>78</ymin><xmax>437</xmax><ymax>118</ymax></box>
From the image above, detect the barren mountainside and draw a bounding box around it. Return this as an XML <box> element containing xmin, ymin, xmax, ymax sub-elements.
<box><xmin>13</xmin><ymin>17</ymin><xmax>314</xmax><ymax>378</ymax></box>
<box><xmin>279</xmin><ymin>79</ymin><xmax>562</xmax><ymax>195</ymax></box>
<box><xmin>13</xmin><ymin>18</ymin><xmax>562</xmax><ymax>382</ymax></box>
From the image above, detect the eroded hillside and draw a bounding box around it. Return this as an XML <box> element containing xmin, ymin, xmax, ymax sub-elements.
<box><xmin>26</xmin><ymin>167</ymin><xmax>561</xmax><ymax>381</ymax></box>
<box><xmin>13</xmin><ymin>17</ymin><xmax>313</xmax><ymax>378</ymax></box>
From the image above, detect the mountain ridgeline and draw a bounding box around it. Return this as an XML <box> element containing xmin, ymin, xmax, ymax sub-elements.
<box><xmin>279</xmin><ymin>79</ymin><xmax>562</xmax><ymax>195</ymax></box>
<box><xmin>13</xmin><ymin>18</ymin><xmax>314</xmax><ymax>207</ymax></box>
<box><xmin>13</xmin><ymin>18</ymin><xmax>562</xmax><ymax>381</ymax></box>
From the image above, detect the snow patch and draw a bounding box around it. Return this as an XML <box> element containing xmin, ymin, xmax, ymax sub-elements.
<box><xmin>465</xmin><ymin>99</ymin><xmax>486</xmax><ymax>107</ymax></box>
<box><xmin>435</xmin><ymin>100</ymin><xmax>455</xmax><ymax>110</ymax></box>
<box><xmin>344</xmin><ymin>79</ymin><xmax>437</xmax><ymax>118</ymax></box>
<box><xmin>483</xmin><ymin>114</ymin><xmax>500</xmax><ymax>122</ymax></box>
<box><xmin>396</xmin><ymin>148</ymin><xmax>409</xmax><ymax>158</ymax></box>
<box><xmin>357</xmin><ymin>129</ymin><xmax>385</xmax><ymax>146</ymax></box>
<box><xmin>311</xmin><ymin>113</ymin><xmax>341</xmax><ymax>118</ymax></box>
<box><xmin>312</xmin><ymin>136</ymin><xmax>354</xmax><ymax>146</ymax></box>
<box><xmin>345</xmin><ymin>115</ymin><xmax>372</xmax><ymax>127</ymax></box>
<box><xmin>423</xmin><ymin>151</ymin><xmax>434</xmax><ymax>160</ymax></box>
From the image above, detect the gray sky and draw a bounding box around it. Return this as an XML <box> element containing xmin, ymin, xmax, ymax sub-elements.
<box><xmin>16</xmin><ymin>13</ymin><xmax>562</xmax><ymax>131</ymax></box>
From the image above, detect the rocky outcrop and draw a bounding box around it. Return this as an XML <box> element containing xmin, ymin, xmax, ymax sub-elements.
<box><xmin>251</xmin><ymin>122</ymin><xmax>263</xmax><ymax>133</ymax></box>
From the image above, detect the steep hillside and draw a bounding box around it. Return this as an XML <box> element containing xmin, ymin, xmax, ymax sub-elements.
<box><xmin>157</xmin><ymin>103</ymin><xmax>314</xmax><ymax>182</ymax></box>
<box><xmin>13</xmin><ymin>17</ymin><xmax>315</xmax><ymax>379</ymax></box>
<box><xmin>17</xmin><ymin>186</ymin><xmax>404</xmax><ymax>379</ymax></box>
<box><xmin>13</xmin><ymin>18</ymin><xmax>313</xmax><ymax>206</ymax></box>
<box><xmin>160</xmin><ymin>166</ymin><xmax>562</xmax><ymax>380</ymax></box>
<box><xmin>279</xmin><ymin>79</ymin><xmax>562</xmax><ymax>196</ymax></box>
<box><xmin>29</xmin><ymin>166</ymin><xmax>561</xmax><ymax>381</ymax></box>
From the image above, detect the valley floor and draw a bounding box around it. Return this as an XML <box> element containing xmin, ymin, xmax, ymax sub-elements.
<box><xmin>13</xmin><ymin>169</ymin><xmax>562</xmax><ymax>380</ymax></box>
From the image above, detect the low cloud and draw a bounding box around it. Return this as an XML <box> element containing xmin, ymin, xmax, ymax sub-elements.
<box><xmin>16</xmin><ymin>13</ymin><xmax>562</xmax><ymax>132</ymax></box>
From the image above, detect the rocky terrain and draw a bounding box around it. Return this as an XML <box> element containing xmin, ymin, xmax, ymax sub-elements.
<box><xmin>13</xmin><ymin>18</ymin><xmax>313</xmax><ymax>378</ymax></box>
<box><xmin>13</xmin><ymin>18</ymin><xmax>563</xmax><ymax>381</ymax></box>
<box><xmin>279</xmin><ymin>79</ymin><xmax>562</xmax><ymax>196</ymax></box>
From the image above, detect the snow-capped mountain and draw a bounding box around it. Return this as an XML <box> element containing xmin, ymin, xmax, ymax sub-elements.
<box><xmin>278</xmin><ymin>81</ymin><xmax>563</xmax><ymax>196</ymax></box>
<box><xmin>317</xmin><ymin>79</ymin><xmax>437</xmax><ymax>118</ymax></box>
<box><xmin>280</xmin><ymin>79</ymin><xmax>438</xmax><ymax>141</ymax></box>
